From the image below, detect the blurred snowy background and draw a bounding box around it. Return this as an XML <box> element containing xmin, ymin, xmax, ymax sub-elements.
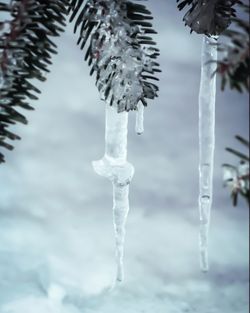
<box><xmin>0</xmin><ymin>1</ymin><xmax>249</xmax><ymax>312</ymax></box>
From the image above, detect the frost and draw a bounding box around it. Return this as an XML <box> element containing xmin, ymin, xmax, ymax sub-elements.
<box><xmin>223</xmin><ymin>161</ymin><xmax>250</xmax><ymax>197</ymax></box>
<box><xmin>198</xmin><ymin>36</ymin><xmax>217</xmax><ymax>272</ymax></box>
<box><xmin>83</xmin><ymin>0</ymin><xmax>159</xmax><ymax>113</ymax></box>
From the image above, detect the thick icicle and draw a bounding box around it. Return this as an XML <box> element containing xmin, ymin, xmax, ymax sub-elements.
<box><xmin>69</xmin><ymin>0</ymin><xmax>160</xmax><ymax>284</ymax></box>
<box><xmin>198</xmin><ymin>36</ymin><xmax>217</xmax><ymax>272</ymax></box>
<box><xmin>135</xmin><ymin>103</ymin><xmax>144</xmax><ymax>135</ymax></box>
<box><xmin>93</xmin><ymin>104</ymin><xmax>134</xmax><ymax>282</ymax></box>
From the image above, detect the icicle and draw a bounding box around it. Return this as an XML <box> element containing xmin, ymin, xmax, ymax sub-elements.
<box><xmin>135</xmin><ymin>102</ymin><xmax>144</xmax><ymax>135</ymax></box>
<box><xmin>198</xmin><ymin>35</ymin><xmax>217</xmax><ymax>272</ymax></box>
<box><xmin>92</xmin><ymin>103</ymin><xmax>134</xmax><ymax>282</ymax></box>
<box><xmin>112</xmin><ymin>182</ymin><xmax>130</xmax><ymax>282</ymax></box>
<box><xmin>69</xmin><ymin>0</ymin><xmax>159</xmax><ymax>284</ymax></box>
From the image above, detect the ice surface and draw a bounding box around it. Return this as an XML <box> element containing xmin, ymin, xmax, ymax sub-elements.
<box><xmin>198</xmin><ymin>36</ymin><xmax>217</xmax><ymax>272</ymax></box>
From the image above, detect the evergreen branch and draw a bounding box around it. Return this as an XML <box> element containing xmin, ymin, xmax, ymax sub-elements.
<box><xmin>225</xmin><ymin>147</ymin><xmax>249</xmax><ymax>161</ymax></box>
<box><xmin>235</xmin><ymin>135</ymin><xmax>250</xmax><ymax>147</ymax></box>
<box><xmin>177</xmin><ymin>0</ymin><xmax>237</xmax><ymax>36</ymax></box>
<box><xmin>68</xmin><ymin>0</ymin><xmax>161</xmax><ymax>113</ymax></box>
<box><xmin>223</xmin><ymin>135</ymin><xmax>250</xmax><ymax>207</ymax></box>
<box><xmin>216</xmin><ymin>0</ymin><xmax>249</xmax><ymax>92</ymax></box>
<box><xmin>0</xmin><ymin>0</ymin><xmax>69</xmax><ymax>163</ymax></box>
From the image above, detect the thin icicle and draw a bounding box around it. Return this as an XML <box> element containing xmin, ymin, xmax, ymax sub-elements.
<box><xmin>112</xmin><ymin>182</ymin><xmax>130</xmax><ymax>282</ymax></box>
<box><xmin>198</xmin><ymin>36</ymin><xmax>217</xmax><ymax>272</ymax></box>
<box><xmin>135</xmin><ymin>102</ymin><xmax>144</xmax><ymax>135</ymax></box>
<box><xmin>92</xmin><ymin>104</ymin><xmax>134</xmax><ymax>282</ymax></box>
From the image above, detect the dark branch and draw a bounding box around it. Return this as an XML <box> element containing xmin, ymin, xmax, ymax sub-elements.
<box><xmin>0</xmin><ymin>0</ymin><xmax>69</xmax><ymax>163</ymax></box>
<box><xmin>177</xmin><ymin>0</ymin><xmax>238</xmax><ymax>36</ymax></box>
<box><xmin>68</xmin><ymin>0</ymin><xmax>161</xmax><ymax>113</ymax></box>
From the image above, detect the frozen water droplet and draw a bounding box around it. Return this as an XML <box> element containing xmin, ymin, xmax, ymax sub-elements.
<box><xmin>135</xmin><ymin>102</ymin><xmax>144</xmax><ymax>135</ymax></box>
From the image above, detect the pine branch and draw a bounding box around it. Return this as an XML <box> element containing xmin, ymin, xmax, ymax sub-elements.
<box><xmin>68</xmin><ymin>0</ymin><xmax>161</xmax><ymax>113</ymax></box>
<box><xmin>177</xmin><ymin>0</ymin><xmax>237</xmax><ymax>36</ymax></box>
<box><xmin>223</xmin><ymin>135</ymin><xmax>250</xmax><ymax>207</ymax></box>
<box><xmin>225</xmin><ymin>147</ymin><xmax>249</xmax><ymax>161</ymax></box>
<box><xmin>216</xmin><ymin>0</ymin><xmax>249</xmax><ymax>92</ymax></box>
<box><xmin>0</xmin><ymin>0</ymin><xmax>69</xmax><ymax>164</ymax></box>
<box><xmin>235</xmin><ymin>135</ymin><xmax>250</xmax><ymax>147</ymax></box>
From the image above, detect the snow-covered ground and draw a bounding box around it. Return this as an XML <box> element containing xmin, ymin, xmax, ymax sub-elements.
<box><xmin>0</xmin><ymin>1</ymin><xmax>249</xmax><ymax>312</ymax></box>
